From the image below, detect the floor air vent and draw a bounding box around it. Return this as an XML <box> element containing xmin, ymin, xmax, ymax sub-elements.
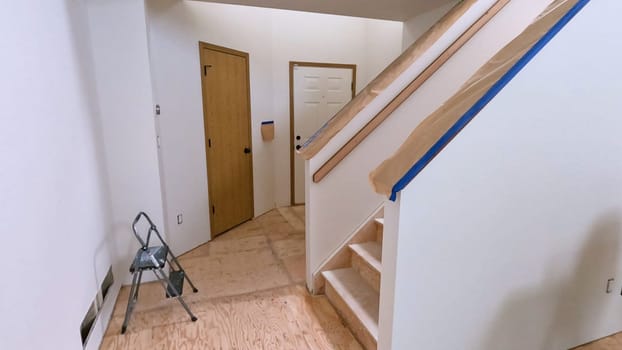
<box><xmin>80</xmin><ymin>267</ymin><xmax>114</xmax><ymax>347</ymax></box>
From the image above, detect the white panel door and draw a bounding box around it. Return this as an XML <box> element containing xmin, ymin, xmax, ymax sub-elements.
<box><xmin>293</xmin><ymin>65</ymin><xmax>354</xmax><ymax>204</ymax></box>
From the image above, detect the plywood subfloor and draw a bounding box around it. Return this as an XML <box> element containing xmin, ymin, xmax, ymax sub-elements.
<box><xmin>101</xmin><ymin>206</ymin><xmax>362</xmax><ymax>350</ymax></box>
<box><xmin>369</xmin><ymin>0</ymin><xmax>579</xmax><ymax>197</ymax></box>
<box><xmin>572</xmin><ymin>332</ymin><xmax>622</xmax><ymax>350</ymax></box>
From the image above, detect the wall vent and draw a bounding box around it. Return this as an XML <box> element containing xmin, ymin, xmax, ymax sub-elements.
<box><xmin>80</xmin><ymin>266</ymin><xmax>114</xmax><ymax>347</ymax></box>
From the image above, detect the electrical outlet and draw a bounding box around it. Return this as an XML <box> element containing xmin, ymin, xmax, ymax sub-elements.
<box><xmin>177</xmin><ymin>214</ymin><xmax>183</xmax><ymax>225</ymax></box>
<box><xmin>606</xmin><ymin>278</ymin><xmax>614</xmax><ymax>293</ymax></box>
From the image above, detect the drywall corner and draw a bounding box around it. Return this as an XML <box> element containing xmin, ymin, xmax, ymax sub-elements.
<box><xmin>402</xmin><ymin>1</ymin><xmax>458</xmax><ymax>50</ymax></box>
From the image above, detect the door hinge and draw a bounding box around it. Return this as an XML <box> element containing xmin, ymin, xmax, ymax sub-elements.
<box><xmin>212</xmin><ymin>205</ymin><xmax>215</xmax><ymax>215</ymax></box>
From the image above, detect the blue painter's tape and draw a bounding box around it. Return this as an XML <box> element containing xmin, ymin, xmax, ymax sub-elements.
<box><xmin>388</xmin><ymin>0</ymin><xmax>591</xmax><ymax>202</ymax></box>
<box><xmin>261</xmin><ymin>120</ymin><xmax>274</xmax><ymax>125</ymax></box>
<box><xmin>301</xmin><ymin>122</ymin><xmax>328</xmax><ymax>148</ymax></box>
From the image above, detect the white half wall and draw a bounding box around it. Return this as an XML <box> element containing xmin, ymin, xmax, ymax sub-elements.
<box><xmin>388</xmin><ymin>1</ymin><xmax>622</xmax><ymax>348</ymax></box>
<box><xmin>145</xmin><ymin>0</ymin><xmax>402</xmax><ymax>247</ymax></box>
<box><xmin>0</xmin><ymin>1</ymin><xmax>114</xmax><ymax>348</ymax></box>
<box><xmin>402</xmin><ymin>1</ymin><xmax>458</xmax><ymax>50</ymax></box>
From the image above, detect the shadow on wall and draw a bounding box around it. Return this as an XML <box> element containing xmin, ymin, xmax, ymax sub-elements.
<box><xmin>63</xmin><ymin>0</ymin><xmax>117</xmax><ymax>283</ymax></box>
<box><xmin>481</xmin><ymin>214</ymin><xmax>621</xmax><ymax>350</ymax></box>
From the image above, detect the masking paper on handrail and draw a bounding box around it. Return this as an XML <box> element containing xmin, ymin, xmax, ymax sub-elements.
<box><xmin>369</xmin><ymin>0</ymin><xmax>580</xmax><ymax>198</ymax></box>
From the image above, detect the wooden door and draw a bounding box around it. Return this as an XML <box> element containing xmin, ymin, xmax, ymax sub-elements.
<box><xmin>290</xmin><ymin>62</ymin><xmax>356</xmax><ymax>204</ymax></box>
<box><xmin>200</xmin><ymin>43</ymin><xmax>254</xmax><ymax>237</ymax></box>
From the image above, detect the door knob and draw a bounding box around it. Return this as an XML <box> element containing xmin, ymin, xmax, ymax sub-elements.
<box><xmin>244</xmin><ymin>147</ymin><xmax>252</xmax><ymax>154</ymax></box>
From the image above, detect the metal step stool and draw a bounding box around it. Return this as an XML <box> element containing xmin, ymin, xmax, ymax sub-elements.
<box><xmin>121</xmin><ymin>212</ymin><xmax>199</xmax><ymax>334</ymax></box>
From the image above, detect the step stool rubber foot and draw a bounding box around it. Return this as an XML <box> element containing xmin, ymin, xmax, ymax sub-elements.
<box><xmin>191</xmin><ymin>316</ymin><xmax>198</xmax><ymax>322</ymax></box>
<box><xmin>193</xmin><ymin>288</ymin><xmax>198</xmax><ymax>293</ymax></box>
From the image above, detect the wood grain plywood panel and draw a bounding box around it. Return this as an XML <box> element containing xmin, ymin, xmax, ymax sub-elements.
<box><xmin>200</xmin><ymin>43</ymin><xmax>254</xmax><ymax>237</ymax></box>
<box><xmin>101</xmin><ymin>328</ymin><xmax>153</xmax><ymax>350</ymax></box>
<box><xmin>179</xmin><ymin>242</ymin><xmax>211</xmax><ymax>260</ymax></box>
<box><xmin>303</xmin><ymin>295</ymin><xmax>364</xmax><ymax>350</ymax></box>
<box><xmin>208</xmin><ymin>219</ymin><xmax>265</xmax><ymax>242</ymax></box>
<box><xmin>282</xmin><ymin>254</ymin><xmax>306</xmax><ymax>284</ymax></box>
<box><xmin>112</xmin><ymin>282</ymin><xmax>175</xmax><ymax>317</ymax></box>
<box><xmin>268</xmin><ymin>228</ymin><xmax>304</xmax><ymax>243</ymax></box>
<box><xmin>107</xmin><ymin>301</ymin><xmax>195</xmax><ymax>336</ymax></box>
<box><xmin>312</xmin><ymin>207</ymin><xmax>382</xmax><ymax>294</ymax></box>
<box><xmin>350</xmin><ymin>242</ymin><xmax>382</xmax><ymax>293</ymax></box>
<box><xmin>208</xmin><ymin>235</ymin><xmax>269</xmax><ymax>255</ymax></box>
<box><xmin>271</xmin><ymin>235</ymin><xmax>306</xmax><ymax>259</ymax></box>
<box><xmin>254</xmin><ymin>209</ymin><xmax>289</xmax><ymax>226</ymax></box>
<box><xmin>179</xmin><ymin>249</ymin><xmax>291</xmax><ymax>301</ymax></box>
<box><xmin>311</xmin><ymin>0</ymin><xmax>510</xmax><ymax>183</ymax></box>
<box><xmin>351</xmin><ymin>253</ymin><xmax>380</xmax><ymax>294</ymax></box>
<box><xmin>572</xmin><ymin>332</ymin><xmax>622</xmax><ymax>350</ymax></box>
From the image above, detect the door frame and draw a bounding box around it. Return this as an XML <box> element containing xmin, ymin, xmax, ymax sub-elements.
<box><xmin>199</xmin><ymin>41</ymin><xmax>255</xmax><ymax>239</ymax></box>
<box><xmin>289</xmin><ymin>61</ymin><xmax>357</xmax><ymax>205</ymax></box>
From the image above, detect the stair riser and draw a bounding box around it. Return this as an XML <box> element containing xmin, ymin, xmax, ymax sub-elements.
<box><xmin>325</xmin><ymin>281</ymin><xmax>378</xmax><ymax>350</ymax></box>
<box><xmin>351</xmin><ymin>253</ymin><xmax>381</xmax><ymax>294</ymax></box>
<box><xmin>376</xmin><ymin>222</ymin><xmax>383</xmax><ymax>244</ymax></box>
<box><xmin>312</xmin><ymin>214</ymin><xmax>381</xmax><ymax>294</ymax></box>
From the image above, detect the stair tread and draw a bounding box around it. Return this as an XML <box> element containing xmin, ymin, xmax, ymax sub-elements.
<box><xmin>349</xmin><ymin>242</ymin><xmax>382</xmax><ymax>272</ymax></box>
<box><xmin>375</xmin><ymin>218</ymin><xmax>384</xmax><ymax>226</ymax></box>
<box><xmin>322</xmin><ymin>268</ymin><xmax>379</xmax><ymax>340</ymax></box>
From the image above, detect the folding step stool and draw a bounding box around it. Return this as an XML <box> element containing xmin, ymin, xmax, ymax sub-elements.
<box><xmin>121</xmin><ymin>212</ymin><xmax>199</xmax><ymax>334</ymax></box>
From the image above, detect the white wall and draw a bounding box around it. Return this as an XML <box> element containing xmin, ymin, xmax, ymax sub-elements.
<box><xmin>402</xmin><ymin>1</ymin><xmax>458</xmax><ymax>50</ymax></box>
<box><xmin>0</xmin><ymin>1</ymin><xmax>114</xmax><ymax>348</ymax></box>
<box><xmin>306</xmin><ymin>0</ymin><xmax>551</xmax><ymax>290</ymax></box>
<box><xmin>366</xmin><ymin>20</ymin><xmax>408</xmax><ymax>74</ymax></box>
<box><xmin>387</xmin><ymin>2</ymin><xmax>622</xmax><ymax>348</ymax></box>
<box><xmin>145</xmin><ymin>0</ymin><xmax>402</xmax><ymax>248</ymax></box>
<box><xmin>86</xmin><ymin>0</ymin><xmax>166</xmax><ymax>278</ymax></box>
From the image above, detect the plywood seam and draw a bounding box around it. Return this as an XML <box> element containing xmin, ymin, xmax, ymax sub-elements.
<box><xmin>311</xmin><ymin>204</ymin><xmax>384</xmax><ymax>293</ymax></box>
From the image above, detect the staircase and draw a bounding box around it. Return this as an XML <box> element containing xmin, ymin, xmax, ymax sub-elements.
<box><xmin>321</xmin><ymin>217</ymin><xmax>384</xmax><ymax>350</ymax></box>
<box><xmin>299</xmin><ymin>0</ymin><xmax>578</xmax><ymax>347</ymax></box>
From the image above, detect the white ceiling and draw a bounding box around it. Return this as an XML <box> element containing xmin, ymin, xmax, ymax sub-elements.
<box><xmin>192</xmin><ymin>0</ymin><xmax>457</xmax><ymax>21</ymax></box>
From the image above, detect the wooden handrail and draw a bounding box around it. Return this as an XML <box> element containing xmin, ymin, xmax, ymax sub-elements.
<box><xmin>297</xmin><ymin>0</ymin><xmax>481</xmax><ymax>160</ymax></box>
<box><xmin>311</xmin><ymin>0</ymin><xmax>511</xmax><ymax>183</ymax></box>
<box><xmin>369</xmin><ymin>0</ymin><xmax>580</xmax><ymax>198</ymax></box>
